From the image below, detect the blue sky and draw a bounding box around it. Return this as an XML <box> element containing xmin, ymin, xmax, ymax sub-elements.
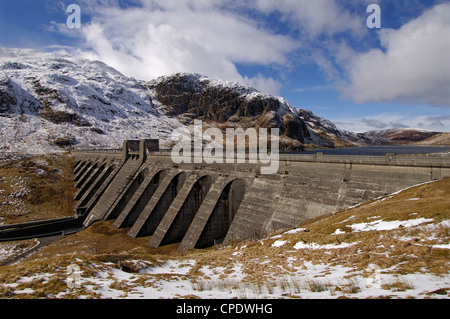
<box><xmin>1</xmin><ymin>0</ymin><xmax>449</xmax><ymax>133</ymax></box>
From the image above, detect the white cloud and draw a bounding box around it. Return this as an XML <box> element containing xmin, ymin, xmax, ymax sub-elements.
<box><xmin>253</xmin><ymin>0</ymin><xmax>364</xmax><ymax>37</ymax></box>
<box><xmin>341</xmin><ymin>3</ymin><xmax>450</xmax><ymax>107</ymax></box>
<box><xmin>60</xmin><ymin>0</ymin><xmax>369</xmax><ymax>96</ymax></box>
<box><xmin>70</xmin><ymin>0</ymin><xmax>299</xmax><ymax>95</ymax></box>
<box><xmin>243</xmin><ymin>74</ymin><xmax>283</xmax><ymax>98</ymax></box>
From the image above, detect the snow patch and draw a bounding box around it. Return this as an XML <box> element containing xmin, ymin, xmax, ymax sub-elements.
<box><xmin>433</xmin><ymin>243</ymin><xmax>450</xmax><ymax>249</ymax></box>
<box><xmin>293</xmin><ymin>242</ymin><xmax>357</xmax><ymax>250</ymax></box>
<box><xmin>272</xmin><ymin>240</ymin><xmax>289</xmax><ymax>247</ymax></box>
<box><xmin>349</xmin><ymin>218</ymin><xmax>434</xmax><ymax>232</ymax></box>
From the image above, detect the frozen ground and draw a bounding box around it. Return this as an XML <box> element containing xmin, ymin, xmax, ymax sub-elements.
<box><xmin>2</xmin><ymin>214</ymin><xmax>448</xmax><ymax>299</ymax></box>
<box><xmin>3</xmin><ymin>240</ymin><xmax>448</xmax><ymax>299</ymax></box>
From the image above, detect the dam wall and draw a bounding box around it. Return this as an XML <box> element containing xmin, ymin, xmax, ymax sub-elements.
<box><xmin>70</xmin><ymin>140</ymin><xmax>450</xmax><ymax>252</ymax></box>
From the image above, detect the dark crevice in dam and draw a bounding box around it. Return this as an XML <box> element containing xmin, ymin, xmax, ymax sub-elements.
<box><xmin>195</xmin><ymin>179</ymin><xmax>246</xmax><ymax>249</ymax></box>
<box><xmin>78</xmin><ymin>165</ymin><xmax>116</xmax><ymax>217</ymax></box>
<box><xmin>160</xmin><ymin>175</ymin><xmax>213</xmax><ymax>246</ymax></box>
<box><xmin>136</xmin><ymin>172</ymin><xmax>187</xmax><ymax>237</ymax></box>
<box><xmin>106</xmin><ymin>168</ymin><xmax>149</xmax><ymax>220</ymax></box>
<box><xmin>121</xmin><ymin>170</ymin><xmax>168</xmax><ymax>228</ymax></box>
<box><xmin>75</xmin><ymin>164</ymin><xmax>104</xmax><ymax>201</ymax></box>
<box><xmin>74</xmin><ymin>161</ymin><xmax>91</xmax><ymax>182</ymax></box>
<box><xmin>76</xmin><ymin>163</ymin><xmax>99</xmax><ymax>188</ymax></box>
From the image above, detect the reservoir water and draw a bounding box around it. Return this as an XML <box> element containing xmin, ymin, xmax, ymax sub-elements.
<box><xmin>295</xmin><ymin>145</ymin><xmax>450</xmax><ymax>156</ymax></box>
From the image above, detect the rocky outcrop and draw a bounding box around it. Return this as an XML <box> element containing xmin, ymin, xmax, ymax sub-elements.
<box><xmin>0</xmin><ymin>76</ymin><xmax>17</xmax><ymax>113</ymax></box>
<box><xmin>151</xmin><ymin>73</ymin><xmax>325</xmax><ymax>149</ymax></box>
<box><xmin>0</xmin><ymin>74</ymin><xmax>39</xmax><ymax>115</ymax></box>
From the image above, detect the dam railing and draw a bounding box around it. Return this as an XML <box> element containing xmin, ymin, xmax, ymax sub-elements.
<box><xmin>71</xmin><ymin>149</ymin><xmax>450</xmax><ymax>168</ymax></box>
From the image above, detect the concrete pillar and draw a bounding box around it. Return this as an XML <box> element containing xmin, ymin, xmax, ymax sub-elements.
<box><xmin>139</xmin><ymin>139</ymin><xmax>146</xmax><ymax>163</ymax></box>
<box><xmin>316</xmin><ymin>152</ymin><xmax>324</xmax><ymax>161</ymax></box>
<box><xmin>123</xmin><ymin>140</ymin><xmax>129</xmax><ymax>161</ymax></box>
<box><xmin>385</xmin><ymin>153</ymin><xmax>395</xmax><ymax>162</ymax></box>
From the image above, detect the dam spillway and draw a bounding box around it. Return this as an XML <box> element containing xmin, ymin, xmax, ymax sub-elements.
<box><xmin>71</xmin><ymin>139</ymin><xmax>450</xmax><ymax>253</ymax></box>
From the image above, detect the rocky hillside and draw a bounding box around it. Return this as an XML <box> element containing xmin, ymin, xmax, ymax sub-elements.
<box><xmin>149</xmin><ymin>73</ymin><xmax>364</xmax><ymax>150</ymax></box>
<box><xmin>0</xmin><ymin>48</ymin><xmax>369</xmax><ymax>154</ymax></box>
<box><xmin>0</xmin><ymin>154</ymin><xmax>75</xmax><ymax>225</ymax></box>
<box><xmin>0</xmin><ymin>48</ymin><xmax>181</xmax><ymax>154</ymax></box>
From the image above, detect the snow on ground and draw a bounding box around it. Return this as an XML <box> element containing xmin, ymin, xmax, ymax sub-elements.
<box><xmin>292</xmin><ymin>242</ymin><xmax>357</xmax><ymax>250</ymax></box>
<box><xmin>0</xmin><ymin>240</ymin><xmax>39</xmax><ymax>264</ymax></box>
<box><xmin>433</xmin><ymin>244</ymin><xmax>450</xmax><ymax>249</ymax></box>
<box><xmin>2</xmin><ymin>215</ymin><xmax>448</xmax><ymax>299</ymax></box>
<box><xmin>345</xmin><ymin>218</ymin><xmax>434</xmax><ymax>233</ymax></box>
<box><xmin>6</xmin><ymin>255</ymin><xmax>447</xmax><ymax>299</ymax></box>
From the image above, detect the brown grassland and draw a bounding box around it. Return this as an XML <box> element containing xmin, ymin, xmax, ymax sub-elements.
<box><xmin>0</xmin><ymin>154</ymin><xmax>76</xmax><ymax>225</ymax></box>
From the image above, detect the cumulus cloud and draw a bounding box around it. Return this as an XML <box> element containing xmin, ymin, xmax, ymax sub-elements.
<box><xmin>69</xmin><ymin>0</ymin><xmax>299</xmax><ymax>95</ymax></box>
<box><xmin>362</xmin><ymin>118</ymin><xmax>388</xmax><ymax>129</ymax></box>
<box><xmin>58</xmin><ymin>0</ymin><xmax>368</xmax><ymax>96</ymax></box>
<box><xmin>426</xmin><ymin>115</ymin><xmax>450</xmax><ymax>128</ymax></box>
<box><xmin>341</xmin><ymin>3</ymin><xmax>450</xmax><ymax>107</ymax></box>
<box><xmin>47</xmin><ymin>0</ymin><xmax>450</xmax><ymax>112</ymax></box>
<box><xmin>253</xmin><ymin>0</ymin><xmax>364</xmax><ymax>37</ymax></box>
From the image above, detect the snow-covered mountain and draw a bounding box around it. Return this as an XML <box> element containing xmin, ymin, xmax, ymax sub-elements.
<box><xmin>0</xmin><ymin>47</ymin><xmax>363</xmax><ymax>155</ymax></box>
<box><xmin>0</xmin><ymin>48</ymin><xmax>182</xmax><ymax>154</ymax></box>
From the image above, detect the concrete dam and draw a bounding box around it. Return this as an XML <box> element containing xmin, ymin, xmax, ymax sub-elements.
<box><xmin>70</xmin><ymin>139</ymin><xmax>450</xmax><ymax>253</ymax></box>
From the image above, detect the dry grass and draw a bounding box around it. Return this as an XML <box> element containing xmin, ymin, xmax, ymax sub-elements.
<box><xmin>26</xmin><ymin>220</ymin><xmax>179</xmax><ymax>262</ymax></box>
<box><xmin>0</xmin><ymin>153</ymin><xmax>76</xmax><ymax>224</ymax></box>
<box><xmin>0</xmin><ymin>239</ymin><xmax>39</xmax><ymax>265</ymax></box>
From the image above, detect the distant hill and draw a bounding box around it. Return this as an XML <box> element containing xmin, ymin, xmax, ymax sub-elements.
<box><xmin>414</xmin><ymin>132</ymin><xmax>450</xmax><ymax>146</ymax></box>
<box><xmin>362</xmin><ymin>128</ymin><xmax>444</xmax><ymax>145</ymax></box>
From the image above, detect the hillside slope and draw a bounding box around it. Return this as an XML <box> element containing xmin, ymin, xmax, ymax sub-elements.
<box><xmin>0</xmin><ymin>154</ymin><xmax>76</xmax><ymax>225</ymax></box>
<box><xmin>414</xmin><ymin>132</ymin><xmax>450</xmax><ymax>146</ymax></box>
<box><xmin>0</xmin><ymin>48</ymin><xmax>181</xmax><ymax>154</ymax></box>
<box><xmin>362</xmin><ymin>129</ymin><xmax>444</xmax><ymax>145</ymax></box>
